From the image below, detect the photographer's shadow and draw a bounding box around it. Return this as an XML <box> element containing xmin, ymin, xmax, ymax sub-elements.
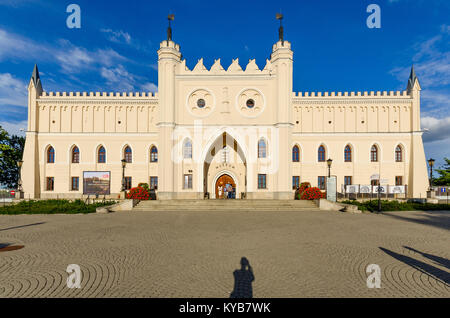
<box><xmin>230</xmin><ymin>257</ymin><xmax>254</xmax><ymax>298</ymax></box>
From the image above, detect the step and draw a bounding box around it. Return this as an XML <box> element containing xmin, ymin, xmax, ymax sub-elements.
<box><xmin>132</xmin><ymin>199</ymin><xmax>320</xmax><ymax>212</ymax></box>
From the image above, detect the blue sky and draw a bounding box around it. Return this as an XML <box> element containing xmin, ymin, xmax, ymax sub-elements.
<box><xmin>0</xmin><ymin>0</ymin><xmax>448</xmax><ymax>168</ymax></box>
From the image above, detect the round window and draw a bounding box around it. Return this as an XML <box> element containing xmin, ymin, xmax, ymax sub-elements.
<box><xmin>197</xmin><ymin>98</ymin><xmax>206</xmax><ymax>108</ymax></box>
<box><xmin>246</xmin><ymin>99</ymin><xmax>255</xmax><ymax>108</ymax></box>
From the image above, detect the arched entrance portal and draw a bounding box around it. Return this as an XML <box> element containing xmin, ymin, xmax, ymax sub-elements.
<box><xmin>215</xmin><ymin>174</ymin><xmax>236</xmax><ymax>199</ymax></box>
<box><xmin>203</xmin><ymin>130</ymin><xmax>247</xmax><ymax>199</ymax></box>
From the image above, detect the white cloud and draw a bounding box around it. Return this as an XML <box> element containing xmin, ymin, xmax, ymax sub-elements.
<box><xmin>390</xmin><ymin>25</ymin><xmax>450</xmax><ymax>117</ymax></box>
<box><xmin>54</xmin><ymin>39</ymin><xmax>129</xmax><ymax>74</ymax></box>
<box><xmin>100</xmin><ymin>65</ymin><xmax>158</xmax><ymax>92</ymax></box>
<box><xmin>0</xmin><ymin>0</ymin><xmax>39</xmax><ymax>7</ymax></box>
<box><xmin>421</xmin><ymin>89</ymin><xmax>450</xmax><ymax>117</ymax></box>
<box><xmin>0</xmin><ymin>120</ymin><xmax>27</xmax><ymax>136</ymax></box>
<box><xmin>141</xmin><ymin>82</ymin><xmax>158</xmax><ymax>92</ymax></box>
<box><xmin>100</xmin><ymin>65</ymin><xmax>135</xmax><ymax>91</ymax></box>
<box><xmin>100</xmin><ymin>29</ymin><xmax>132</xmax><ymax>45</ymax></box>
<box><xmin>0</xmin><ymin>29</ymin><xmax>44</xmax><ymax>60</ymax></box>
<box><xmin>421</xmin><ymin>116</ymin><xmax>450</xmax><ymax>143</ymax></box>
<box><xmin>0</xmin><ymin>29</ymin><xmax>128</xmax><ymax>75</ymax></box>
<box><xmin>0</xmin><ymin>73</ymin><xmax>27</xmax><ymax>107</ymax></box>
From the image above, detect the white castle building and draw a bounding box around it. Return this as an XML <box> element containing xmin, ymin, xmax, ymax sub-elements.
<box><xmin>20</xmin><ymin>21</ymin><xmax>429</xmax><ymax>200</ymax></box>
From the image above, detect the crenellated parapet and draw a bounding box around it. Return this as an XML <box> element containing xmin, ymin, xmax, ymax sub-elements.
<box><xmin>292</xmin><ymin>91</ymin><xmax>410</xmax><ymax>98</ymax></box>
<box><xmin>178</xmin><ymin>58</ymin><xmax>273</xmax><ymax>75</ymax></box>
<box><xmin>39</xmin><ymin>91</ymin><xmax>159</xmax><ymax>98</ymax></box>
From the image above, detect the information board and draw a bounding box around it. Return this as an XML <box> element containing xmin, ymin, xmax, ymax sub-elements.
<box><xmin>83</xmin><ymin>171</ymin><xmax>111</xmax><ymax>195</ymax></box>
<box><xmin>327</xmin><ymin>176</ymin><xmax>337</xmax><ymax>202</ymax></box>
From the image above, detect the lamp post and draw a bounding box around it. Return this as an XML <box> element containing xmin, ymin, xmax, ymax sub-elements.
<box><xmin>17</xmin><ymin>160</ymin><xmax>23</xmax><ymax>194</ymax></box>
<box><xmin>326</xmin><ymin>158</ymin><xmax>333</xmax><ymax>178</ymax></box>
<box><xmin>377</xmin><ymin>181</ymin><xmax>382</xmax><ymax>213</ymax></box>
<box><xmin>428</xmin><ymin>158</ymin><xmax>435</xmax><ymax>190</ymax></box>
<box><xmin>121</xmin><ymin>159</ymin><xmax>127</xmax><ymax>194</ymax></box>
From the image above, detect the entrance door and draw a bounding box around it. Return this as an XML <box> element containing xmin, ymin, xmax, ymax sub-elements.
<box><xmin>215</xmin><ymin>174</ymin><xmax>236</xmax><ymax>199</ymax></box>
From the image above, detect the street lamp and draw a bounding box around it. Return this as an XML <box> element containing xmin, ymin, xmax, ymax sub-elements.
<box><xmin>121</xmin><ymin>159</ymin><xmax>127</xmax><ymax>193</ymax></box>
<box><xmin>326</xmin><ymin>158</ymin><xmax>333</xmax><ymax>178</ymax></box>
<box><xmin>17</xmin><ymin>160</ymin><xmax>23</xmax><ymax>192</ymax></box>
<box><xmin>428</xmin><ymin>158</ymin><xmax>435</xmax><ymax>189</ymax></box>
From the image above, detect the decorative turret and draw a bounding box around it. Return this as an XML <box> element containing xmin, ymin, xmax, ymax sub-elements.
<box><xmin>30</xmin><ymin>64</ymin><xmax>43</xmax><ymax>96</ymax></box>
<box><xmin>407</xmin><ymin>65</ymin><xmax>421</xmax><ymax>95</ymax></box>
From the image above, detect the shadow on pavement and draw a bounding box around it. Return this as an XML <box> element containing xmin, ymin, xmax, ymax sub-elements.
<box><xmin>379</xmin><ymin>247</ymin><xmax>450</xmax><ymax>285</ymax></box>
<box><xmin>382</xmin><ymin>211</ymin><xmax>450</xmax><ymax>232</ymax></box>
<box><xmin>230</xmin><ymin>257</ymin><xmax>254</xmax><ymax>298</ymax></box>
<box><xmin>0</xmin><ymin>222</ymin><xmax>45</xmax><ymax>232</ymax></box>
<box><xmin>403</xmin><ymin>246</ymin><xmax>450</xmax><ymax>270</ymax></box>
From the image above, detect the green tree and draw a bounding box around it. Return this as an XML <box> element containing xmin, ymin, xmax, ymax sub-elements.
<box><xmin>433</xmin><ymin>158</ymin><xmax>450</xmax><ymax>186</ymax></box>
<box><xmin>0</xmin><ymin>126</ymin><xmax>25</xmax><ymax>188</ymax></box>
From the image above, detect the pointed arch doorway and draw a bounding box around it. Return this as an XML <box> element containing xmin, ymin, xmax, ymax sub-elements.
<box><xmin>215</xmin><ymin>174</ymin><xmax>236</xmax><ymax>199</ymax></box>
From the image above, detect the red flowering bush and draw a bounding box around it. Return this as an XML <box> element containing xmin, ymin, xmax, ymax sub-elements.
<box><xmin>301</xmin><ymin>187</ymin><xmax>325</xmax><ymax>200</ymax></box>
<box><xmin>126</xmin><ymin>186</ymin><xmax>150</xmax><ymax>200</ymax></box>
<box><xmin>296</xmin><ymin>182</ymin><xmax>311</xmax><ymax>199</ymax></box>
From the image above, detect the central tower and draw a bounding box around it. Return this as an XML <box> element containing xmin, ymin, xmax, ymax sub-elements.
<box><xmin>156</xmin><ymin>16</ymin><xmax>182</xmax><ymax>200</ymax></box>
<box><xmin>269</xmin><ymin>17</ymin><xmax>294</xmax><ymax>199</ymax></box>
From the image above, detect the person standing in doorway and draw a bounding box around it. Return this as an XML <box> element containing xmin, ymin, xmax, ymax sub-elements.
<box><xmin>224</xmin><ymin>183</ymin><xmax>229</xmax><ymax>199</ymax></box>
<box><xmin>218</xmin><ymin>184</ymin><xmax>223</xmax><ymax>199</ymax></box>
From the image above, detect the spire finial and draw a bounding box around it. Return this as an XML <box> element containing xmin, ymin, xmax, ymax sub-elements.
<box><xmin>407</xmin><ymin>64</ymin><xmax>420</xmax><ymax>93</ymax></box>
<box><xmin>30</xmin><ymin>63</ymin><xmax>43</xmax><ymax>94</ymax></box>
<box><xmin>276</xmin><ymin>13</ymin><xmax>284</xmax><ymax>45</ymax></box>
<box><xmin>167</xmin><ymin>14</ymin><xmax>174</xmax><ymax>44</ymax></box>
<box><xmin>409</xmin><ymin>64</ymin><xmax>417</xmax><ymax>82</ymax></box>
<box><xmin>31</xmin><ymin>64</ymin><xmax>40</xmax><ymax>86</ymax></box>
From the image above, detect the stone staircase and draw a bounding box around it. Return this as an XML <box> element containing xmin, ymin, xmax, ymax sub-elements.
<box><xmin>133</xmin><ymin>199</ymin><xmax>320</xmax><ymax>212</ymax></box>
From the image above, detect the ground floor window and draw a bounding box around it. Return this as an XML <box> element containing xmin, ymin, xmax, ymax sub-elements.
<box><xmin>71</xmin><ymin>177</ymin><xmax>79</xmax><ymax>191</ymax></box>
<box><xmin>124</xmin><ymin>177</ymin><xmax>132</xmax><ymax>190</ymax></box>
<box><xmin>318</xmin><ymin>176</ymin><xmax>326</xmax><ymax>190</ymax></box>
<box><xmin>258</xmin><ymin>174</ymin><xmax>267</xmax><ymax>189</ymax></box>
<box><xmin>150</xmin><ymin>176</ymin><xmax>158</xmax><ymax>189</ymax></box>
<box><xmin>184</xmin><ymin>174</ymin><xmax>193</xmax><ymax>189</ymax></box>
<box><xmin>395</xmin><ymin>176</ymin><xmax>403</xmax><ymax>186</ymax></box>
<box><xmin>46</xmin><ymin>177</ymin><xmax>54</xmax><ymax>191</ymax></box>
<box><xmin>292</xmin><ymin>176</ymin><xmax>300</xmax><ymax>189</ymax></box>
<box><xmin>344</xmin><ymin>176</ymin><xmax>352</xmax><ymax>186</ymax></box>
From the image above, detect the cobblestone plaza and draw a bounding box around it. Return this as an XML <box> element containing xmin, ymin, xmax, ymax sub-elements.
<box><xmin>0</xmin><ymin>209</ymin><xmax>449</xmax><ymax>297</ymax></box>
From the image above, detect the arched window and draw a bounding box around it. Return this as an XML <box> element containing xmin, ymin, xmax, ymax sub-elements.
<box><xmin>344</xmin><ymin>145</ymin><xmax>352</xmax><ymax>162</ymax></box>
<box><xmin>371</xmin><ymin>145</ymin><xmax>379</xmax><ymax>162</ymax></box>
<box><xmin>150</xmin><ymin>146</ymin><xmax>158</xmax><ymax>162</ymax></box>
<box><xmin>318</xmin><ymin>145</ymin><xmax>326</xmax><ymax>162</ymax></box>
<box><xmin>98</xmin><ymin>146</ymin><xmax>106</xmax><ymax>163</ymax></box>
<box><xmin>258</xmin><ymin>139</ymin><xmax>267</xmax><ymax>158</ymax></box>
<box><xmin>71</xmin><ymin>146</ymin><xmax>79</xmax><ymax>163</ymax></box>
<box><xmin>124</xmin><ymin>146</ymin><xmax>132</xmax><ymax>163</ymax></box>
<box><xmin>395</xmin><ymin>145</ymin><xmax>403</xmax><ymax>162</ymax></box>
<box><xmin>183</xmin><ymin>139</ymin><xmax>192</xmax><ymax>159</ymax></box>
<box><xmin>292</xmin><ymin>145</ymin><xmax>300</xmax><ymax>162</ymax></box>
<box><xmin>47</xmin><ymin>146</ymin><xmax>55</xmax><ymax>163</ymax></box>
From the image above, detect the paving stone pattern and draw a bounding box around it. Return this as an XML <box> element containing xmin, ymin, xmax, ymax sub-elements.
<box><xmin>0</xmin><ymin>209</ymin><xmax>449</xmax><ymax>297</ymax></box>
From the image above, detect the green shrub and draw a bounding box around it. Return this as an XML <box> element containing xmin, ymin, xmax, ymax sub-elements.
<box><xmin>341</xmin><ymin>200</ymin><xmax>450</xmax><ymax>212</ymax></box>
<box><xmin>137</xmin><ymin>183</ymin><xmax>149</xmax><ymax>191</ymax></box>
<box><xmin>0</xmin><ymin>199</ymin><xmax>116</xmax><ymax>215</ymax></box>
